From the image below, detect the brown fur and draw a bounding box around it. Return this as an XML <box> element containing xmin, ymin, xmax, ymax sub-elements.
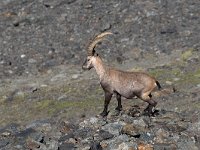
<box><xmin>82</xmin><ymin>32</ymin><xmax>161</xmax><ymax>117</ymax></box>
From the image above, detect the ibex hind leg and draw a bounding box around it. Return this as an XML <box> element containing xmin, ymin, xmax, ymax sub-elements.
<box><xmin>140</xmin><ymin>92</ymin><xmax>157</xmax><ymax>116</ymax></box>
<box><xmin>115</xmin><ymin>93</ymin><xmax>122</xmax><ymax>111</ymax></box>
<box><xmin>144</xmin><ymin>99</ymin><xmax>157</xmax><ymax>116</ymax></box>
<box><xmin>112</xmin><ymin>92</ymin><xmax>122</xmax><ymax>116</ymax></box>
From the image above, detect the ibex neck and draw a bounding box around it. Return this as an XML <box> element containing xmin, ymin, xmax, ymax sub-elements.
<box><xmin>93</xmin><ymin>58</ymin><xmax>107</xmax><ymax>81</ymax></box>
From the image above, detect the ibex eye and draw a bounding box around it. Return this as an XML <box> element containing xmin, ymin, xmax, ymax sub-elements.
<box><xmin>87</xmin><ymin>59</ymin><xmax>90</xmax><ymax>61</ymax></box>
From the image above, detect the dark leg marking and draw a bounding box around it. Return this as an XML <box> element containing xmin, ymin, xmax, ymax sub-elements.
<box><xmin>115</xmin><ymin>93</ymin><xmax>122</xmax><ymax>111</ymax></box>
<box><xmin>144</xmin><ymin>99</ymin><xmax>157</xmax><ymax>116</ymax></box>
<box><xmin>100</xmin><ymin>92</ymin><xmax>112</xmax><ymax>117</ymax></box>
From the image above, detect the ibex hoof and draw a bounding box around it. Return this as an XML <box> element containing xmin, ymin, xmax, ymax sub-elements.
<box><xmin>143</xmin><ymin>108</ymin><xmax>159</xmax><ymax>117</ymax></box>
<box><xmin>115</xmin><ymin>106</ymin><xmax>122</xmax><ymax>111</ymax></box>
<box><xmin>99</xmin><ymin>111</ymin><xmax>108</xmax><ymax>117</ymax></box>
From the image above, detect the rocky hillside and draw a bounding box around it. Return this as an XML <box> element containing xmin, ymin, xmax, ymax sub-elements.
<box><xmin>0</xmin><ymin>0</ymin><xmax>200</xmax><ymax>149</ymax></box>
<box><xmin>0</xmin><ymin>0</ymin><xmax>199</xmax><ymax>78</ymax></box>
<box><xmin>0</xmin><ymin>107</ymin><xmax>199</xmax><ymax>150</ymax></box>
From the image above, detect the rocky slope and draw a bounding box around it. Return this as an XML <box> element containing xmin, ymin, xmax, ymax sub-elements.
<box><xmin>0</xmin><ymin>108</ymin><xmax>199</xmax><ymax>149</ymax></box>
<box><xmin>0</xmin><ymin>0</ymin><xmax>200</xmax><ymax>149</ymax></box>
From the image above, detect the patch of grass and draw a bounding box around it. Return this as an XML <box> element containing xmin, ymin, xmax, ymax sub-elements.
<box><xmin>0</xmin><ymin>80</ymin><xmax>105</xmax><ymax>126</ymax></box>
<box><xmin>148</xmin><ymin>66</ymin><xmax>200</xmax><ymax>88</ymax></box>
<box><xmin>181</xmin><ymin>48</ymin><xmax>193</xmax><ymax>61</ymax></box>
<box><xmin>148</xmin><ymin>67</ymin><xmax>182</xmax><ymax>80</ymax></box>
<box><xmin>34</xmin><ymin>96</ymin><xmax>102</xmax><ymax>115</ymax></box>
<box><xmin>177</xmin><ymin>68</ymin><xmax>200</xmax><ymax>85</ymax></box>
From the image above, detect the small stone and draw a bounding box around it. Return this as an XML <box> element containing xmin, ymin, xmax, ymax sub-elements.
<box><xmin>71</xmin><ymin>74</ymin><xmax>79</xmax><ymax>79</ymax></box>
<box><xmin>122</xmin><ymin>123</ymin><xmax>140</xmax><ymax>137</ymax></box>
<box><xmin>59</xmin><ymin>143</ymin><xmax>75</xmax><ymax>150</ymax></box>
<box><xmin>46</xmin><ymin>140</ymin><xmax>59</xmax><ymax>150</ymax></box>
<box><xmin>118</xmin><ymin>142</ymin><xmax>135</xmax><ymax>150</ymax></box>
<box><xmin>58</xmin><ymin>95</ymin><xmax>67</xmax><ymax>101</ymax></box>
<box><xmin>58</xmin><ymin>133</ymin><xmax>74</xmax><ymax>143</ymax></box>
<box><xmin>165</xmin><ymin>81</ymin><xmax>173</xmax><ymax>85</ymax></box>
<box><xmin>89</xmin><ymin>142</ymin><xmax>103</xmax><ymax>150</ymax></box>
<box><xmin>138</xmin><ymin>143</ymin><xmax>153</xmax><ymax>150</ymax></box>
<box><xmin>154</xmin><ymin>143</ymin><xmax>177</xmax><ymax>150</ymax></box>
<box><xmin>26</xmin><ymin>139</ymin><xmax>40</xmax><ymax>149</ymax></box>
<box><xmin>173</xmin><ymin>78</ymin><xmax>180</xmax><ymax>81</ymax></box>
<box><xmin>98</xmin><ymin>130</ymin><xmax>114</xmax><ymax>140</ymax></box>
<box><xmin>102</xmin><ymin>122</ymin><xmax>123</xmax><ymax>136</ymax></box>
<box><xmin>28</xmin><ymin>58</ymin><xmax>37</xmax><ymax>64</ymax></box>
<box><xmin>51</xmin><ymin>74</ymin><xmax>66</xmax><ymax>82</ymax></box>
<box><xmin>100</xmin><ymin>142</ymin><xmax>108</xmax><ymax>149</ymax></box>
<box><xmin>103</xmin><ymin>135</ymin><xmax>130</xmax><ymax>149</ymax></box>
<box><xmin>21</xmin><ymin>54</ymin><xmax>26</xmax><ymax>58</ymax></box>
<box><xmin>68</xmin><ymin>138</ymin><xmax>77</xmax><ymax>144</ymax></box>
<box><xmin>132</xmin><ymin>117</ymin><xmax>148</xmax><ymax>128</ymax></box>
<box><xmin>155</xmin><ymin>128</ymin><xmax>170</xmax><ymax>143</ymax></box>
<box><xmin>82</xmin><ymin>146</ymin><xmax>90</xmax><ymax>150</ymax></box>
<box><xmin>59</xmin><ymin>121</ymin><xmax>74</xmax><ymax>134</ymax></box>
<box><xmin>40</xmin><ymin>84</ymin><xmax>48</xmax><ymax>87</ymax></box>
<box><xmin>0</xmin><ymin>139</ymin><xmax>9</xmax><ymax>149</ymax></box>
<box><xmin>89</xmin><ymin>117</ymin><xmax>98</xmax><ymax>124</ymax></box>
<box><xmin>8</xmin><ymin>70</ymin><xmax>13</xmax><ymax>74</ymax></box>
<box><xmin>2</xmin><ymin>131</ymin><xmax>11</xmax><ymax>137</ymax></box>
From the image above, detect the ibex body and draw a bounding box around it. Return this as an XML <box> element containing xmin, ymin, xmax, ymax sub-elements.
<box><xmin>82</xmin><ymin>32</ymin><xmax>161</xmax><ymax>117</ymax></box>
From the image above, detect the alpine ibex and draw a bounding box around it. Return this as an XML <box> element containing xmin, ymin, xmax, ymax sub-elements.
<box><xmin>82</xmin><ymin>32</ymin><xmax>161</xmax><ymax>117</ymax></box>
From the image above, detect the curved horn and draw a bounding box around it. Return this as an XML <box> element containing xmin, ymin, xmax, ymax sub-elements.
<box><xmin>87</xmin><ymin>32</ymin><xmax>113</xmax><ymax>56</ymax></box>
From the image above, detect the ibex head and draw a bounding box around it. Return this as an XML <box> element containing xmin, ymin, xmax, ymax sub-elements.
<box><xmin>82</xmin><ymin>32</ymin><xmax>113</xmax><ymax>70</ymax></box>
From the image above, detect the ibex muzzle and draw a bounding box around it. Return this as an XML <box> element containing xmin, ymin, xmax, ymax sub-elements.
<box><xmin>82</xmin><ymin>57</ymin><xmax>93</xmax><ymax>70</ymax></box>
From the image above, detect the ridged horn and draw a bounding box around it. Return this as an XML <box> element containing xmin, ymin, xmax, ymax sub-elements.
<box><xmin>87</xmin><ymin>32</ymin><xmax>113</xmax><ymax>56</ymax></box>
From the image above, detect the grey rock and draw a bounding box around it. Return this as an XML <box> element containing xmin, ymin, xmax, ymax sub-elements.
<box><xmin>71</xmin><ymin>74</ymin><xmax>79</xmax><ymax>79</ymax></box>
<box><xmin>96</xmin><ymin>130</ymin><xmax>114</xmax><ymax>141</ymax></box>
<box><xmin>155</xmin><ymin>128</ymin><xmax>170</xmax><ymax>143</ymax></box>
<box><xmin>46</xmin><ymin>140</ymin><xmax>59</xmax><ymax>150</ymax></box>
<box><xmin>116</xmin><ymin>142</ymin><xmax>137</xmax><ymax>150</ymax></box>
<box><xmin>102</xmin><ymin>122</ymin><xmax>124</xmax><ymax>136</ymax></box>
<box><xmin>0</xmin><ymin>0</ymin><xmax>199</xmax><ymax>78</ymax></box>
<box><xmin>177</xmin><ymin>135</ymin><xmax>199</xmax><ymax>150</ymax></box>
<box><xmin>58</xmin><ymin>94</ymin><xmax>68</xmax><ymax>101</ymax></box>
<box><xmin>194</xmin><ymin>135</ymin><xmax>200</xmax><ymax>149</ymax></box>
<box><xmin>89</xmin><ymin>142</ymin><xmax>102</xmax><ymax>150</ymax></box>
<box><xmin>89</xmin><ymin>117</ymin><xmax>99</xmax><ymax>124</ymax></box>
<box><xmin>121</xmin><ymin>123</ymin><xmax>140</xmax><ymax>137</ymax></box>
<box><xmin>154</xmin><ymin>143</ymin><xmax>177</xmax><ymax>150</ymax></box>
<box><xmin>0</xmin><ymin>139</ymin><xmax>9</xmax><ymax>149</ymax></box>
<box><xmin>28</xmin><ymin>58</ymin><xmax>37</xmax><ymax>64</ymax></box>
<box><xmin>74</xmin><ymin>128</ymin><xmax>94</xmax><ymax>140</ymax></box>
<box><xmin>58</xmin><ymin>133</ymin><xmax>74</xmax><ymax>143</ymax></box>
<box><xmin>59</xmin><ymin>143</ymin><xmax>75</xmax><ymax>150</ymax></box>
<box><xmin>102</xmin><ymin>134</ymin><xmax>130</xmax><ymax>150</ymax></box>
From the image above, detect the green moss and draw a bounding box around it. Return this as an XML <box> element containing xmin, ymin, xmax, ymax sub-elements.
<box><xmin>148</xmin><ymin>65</ymin><xmax>200</xmax><ymax>88</ymax></box>
<box><xmin>181</xmin><ymin>48</ymin><xmax>193</xmax><ymax>61</ymax></box>
<box><xmin>0</xmin><ymin>80</ymin><xmax>106</xmax><ymax>126</ymax></box>
<box><xmin>34</xmin><ymin>94</ymin><xmax>103</xmax><ymax>115</ymax></box>
<box><xmin>148</xmin><ymin>67</ymin><xmax>182</xmax><ymax>80</ymax></box>
<box><xmin>175</xmin><ymin>68</ymin><xmax>200</xmax><ymax>86</ymax></box>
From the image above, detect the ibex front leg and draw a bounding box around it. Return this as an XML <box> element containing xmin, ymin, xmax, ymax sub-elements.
<box><xmin>100</xmin><ymin>91</ymin><xmax>112</xmax><ymax>117</ymax></box>
<box><xmin>115</xmin><ymin>93</ymin><xmax>122</xmax><ymax>111</ymax></box>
